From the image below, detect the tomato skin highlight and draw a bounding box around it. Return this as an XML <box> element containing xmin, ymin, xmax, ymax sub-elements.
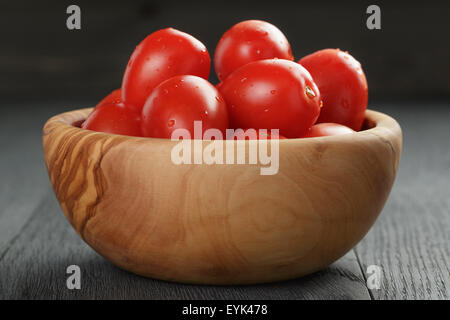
<box><xmin>81</xmin><ymin>101</ymin><xmax>142</xmax><ymax>137</ymax></box>
<box><xmin>141</xmin><ymin>75</ymin><xmax>229</xmax><ymax>139</ymax></box>
<box><xmin>303</xmin><ymin>123</ymin><xmax>354</xmax><ymax>138</ymax></box>
<box><xmin>299</xmin><ymin>49</ymin><xmax>368</xmax><ymax>131</ymax></box>
<box><xmin>122</xmin><ymin>28</ymin><xmax>211</xmax><ymax>112</ymax></box>
<box><xmin>219</xmin><ymin>59</ymin><xmax>322</xmax><ymax>138</ymax></box>
<box><xmin>214</xmin><ymin>20</ymin><xmax>293</xmax><ymax>81</ymax></box>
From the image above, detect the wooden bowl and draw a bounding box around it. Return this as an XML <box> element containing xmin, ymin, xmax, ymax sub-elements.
<box><xmin>42</xmin><ymin>108</ymin><xmax>402</xmax><ymax>284</ymax></box>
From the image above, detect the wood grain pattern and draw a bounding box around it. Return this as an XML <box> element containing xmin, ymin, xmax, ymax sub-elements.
<box><xmin>42</xmin><ymin>108</ymin><xmax>402</xmax><ymax>284</ymax></box>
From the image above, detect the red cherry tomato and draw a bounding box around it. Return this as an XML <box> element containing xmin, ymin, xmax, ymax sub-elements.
<box><xmin>303</xmin><ymin>123</ymin><xmax>354</xmax><ymax>138</ymax></box>
<box><xmin>98</xmin><ymin>89</ymin><xmax>122</xmax><ymax>106</ymax></box>
<box><xmin>229</xmin><ymin>129</ymin><xmax>286</xmax><ymax>140</ymax></box>
<box><xmin>141</xmin><ymin>75</ymin><xmax>229</xmax><ymax>139</ymax></box>
<box><xmin>122</xmin><ymin>28</ymin><xmax>211</xmax><ymax>111</ymax></box>
<box><xmin>214</xmin><ymin>20</ymin><xmax>293</xmax><ymax>81</ymax></box>
<box><xmin>298</xmin><ymin>49</ymin><xmax>368</xmax><ymax>131</ymax></box>
<box><xmin>219</xmin><ymin>59</ymin><xmax>322</xmax><ymax>138</ymax></box>
<box><xmin>81</xmin><ymin>101</ymin><xmax>141</xmax><ymax>137</ymax></box>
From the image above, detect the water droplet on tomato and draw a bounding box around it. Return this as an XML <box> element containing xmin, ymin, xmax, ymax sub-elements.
<box><xmin>270</xmin><ymin>90</ymin><xmax>276</xmax><ymax>95</ymax></box>
<box><xmin>341</xmin><ymin>99</ymin><xmax>350</xmax><ymax>109</ymax></box>
<box><xmin>305</xmin><ymin>86</ymin><xmax>316</xmax><ymax>98</ymax></box>
<box><xmin>240</xmin><ymin>77</ymin><xmax>247</xmax><ymax>83</ymax></box>
<box><xmin>168</xmin><ymin>119</ymin><xmax>175</xmax><ymax>127</ymax></box>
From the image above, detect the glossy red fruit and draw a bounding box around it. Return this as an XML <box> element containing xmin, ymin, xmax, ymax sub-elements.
<box><xmin>98</xmin><ymin>89</ymin><xmax>122</xmax><ymax>106</ymax></box>
<box><xmin>219</xmin><ymin>59</ymin><xmax>322</xmax><ymax>138</ymax></box>
<box><xmin>141</xmin><ymin>75</ymin><xmax>229</xmax><ymax>139</ymax></box>
<box><xmin>214</xmin><ymin>20</ymin><xmax>293</xmax><ymax>81</ymax></box>
<box><xmin>299</xmin><ymin>49</ymin><xmax>368</xmax><ymax>131</ymax></box>
<box><xmin>303</xmin><ymin>123</ymin><xmax>355</xmax><ymax>138</ymax></box>
<box><xmin>122</xmin><ymin>28</ymin><xmax>211</xmax><ymax>111</ymax></box>
<box><xmin>82</xmin><ymin>101</ymin><xmax>141</xmax><ymax>137</ymax></box>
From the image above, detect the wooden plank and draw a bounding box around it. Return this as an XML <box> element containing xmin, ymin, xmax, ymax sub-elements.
<box><xmin>0</xmin><ymin>104</ymin><xmax>58</xmax><ymax>257</ymax></box>
<box><xmin>0</xmin><ymin>102</ymin><xmax>91</xmax><ymax>257</ymax></box>
<box><xmin>2</xmin><ymin>102</ymin><xmax>449</xmax><ymax>299</ymax></box>
<box><xmin>6</xmin><ymin>102</ymin><xmax>450</xmax><ymax>299</ymax></box>
<box><xmin>354</xmin><ymin>104</ymin><xmax>450</xmax><ymax>299</ymax></box>
<box><xmin>0</xmin><ymin>191</ymin><xmax>370</xmax><ymax>299</ymax></box>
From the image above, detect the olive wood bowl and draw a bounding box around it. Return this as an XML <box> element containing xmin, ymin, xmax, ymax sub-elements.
<box><xmin>42</xmin><ymin>108</ymin><xmax>402</xmax><ymax>284</ymax></box>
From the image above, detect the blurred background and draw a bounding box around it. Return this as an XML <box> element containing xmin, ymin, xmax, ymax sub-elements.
<box><xmin>1</xmin><ymin>0</ymin><xmax>449</xmax><ymax>105</ymax></box>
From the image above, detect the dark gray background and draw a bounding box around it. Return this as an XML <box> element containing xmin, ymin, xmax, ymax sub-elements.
<box><xmin>1</xmin><ymin>0</ymin><xmax>449</xmax><ymax>104</ymax></box>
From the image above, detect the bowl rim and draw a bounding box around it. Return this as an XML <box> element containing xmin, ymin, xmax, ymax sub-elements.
<box><xmin>43</xmin><ymin>108</ymin><xmax>400</xmax><ymax>144</ymax></box>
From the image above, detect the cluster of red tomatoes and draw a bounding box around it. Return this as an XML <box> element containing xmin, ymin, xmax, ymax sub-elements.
<box><xmin>82</xmin><ymin>20</ymin><xmax>368</xmax><ymax>139</ymax></box>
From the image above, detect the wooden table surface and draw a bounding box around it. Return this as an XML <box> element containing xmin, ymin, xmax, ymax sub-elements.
<box><xmin>0</xmin><ymin>101</ymin><xmax>448</xmax><ymax>300</ymax></box>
